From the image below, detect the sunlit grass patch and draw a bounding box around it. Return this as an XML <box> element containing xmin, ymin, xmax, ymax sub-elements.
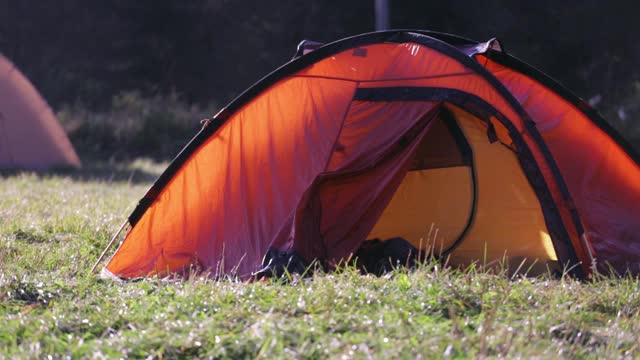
<box><xmin>0</xmin><ymin>166</ymin><xmax>639</xmax><ymax>358</ymax></box>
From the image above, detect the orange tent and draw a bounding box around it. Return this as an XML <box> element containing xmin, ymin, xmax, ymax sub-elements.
<box><xmin>0</xmin><ymin>54</ymin><xmax>80</xmax><ymax>170</ymax></box>
<box><xmin>99</xmin><ymin>31</ymin><xmax>640</xmax><ymax>279</ymax></box>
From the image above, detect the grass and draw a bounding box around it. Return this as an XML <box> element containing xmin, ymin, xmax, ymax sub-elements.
<box><xmin>1</xmin><ymin>163</ymin><xmax>640</xmax><ymax>358</ymax></box>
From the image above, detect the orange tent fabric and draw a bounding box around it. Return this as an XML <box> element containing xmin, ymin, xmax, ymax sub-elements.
<box><xmin>0</xmin><ymin>54</ymin><xmax>80</xmax><ymax>170</ymax></box>
<box><xmin>479</xmin><ymin>56</ymin><xmax>640</xmax><ymax>274</ymax></box>
<box><xmin>102</xmin><ymin>31</ymin><xmax>640</xmax><ymax>279</ymax></box>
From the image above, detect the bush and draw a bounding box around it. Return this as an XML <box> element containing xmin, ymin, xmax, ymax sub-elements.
<box><xmin>58</xmin><ymin>92</ymin><xmax>214</xmax><ymax>161</ymax></box>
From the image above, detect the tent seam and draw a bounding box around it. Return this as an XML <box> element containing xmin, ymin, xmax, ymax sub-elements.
<box><xmin>292</xmin><ymin>71</ymin><xmax>475</xmax><ymax>83</ymax></box>
<box><xmin>321</xmin><ymin>83</ymin><xmax>360</xmax><ymax>172</ymax></box>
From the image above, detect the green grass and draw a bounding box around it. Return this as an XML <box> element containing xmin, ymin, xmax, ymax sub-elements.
<box><xmin>1</xmin><ymin>163</ymin><xmax>639</xmax><ymax>359</ymax></box>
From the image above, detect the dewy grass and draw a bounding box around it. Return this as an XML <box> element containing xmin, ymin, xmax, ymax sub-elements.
<box><xmin>1</xmin><ymin>168</ymin><xmax>639</xmax><ymax>358</ymax></box>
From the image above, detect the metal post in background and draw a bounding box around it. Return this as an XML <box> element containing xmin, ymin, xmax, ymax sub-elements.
<box><xmin>375</xmin><ymin>0</ymin><xmax>390</xmax><ymax>31</ymax></box>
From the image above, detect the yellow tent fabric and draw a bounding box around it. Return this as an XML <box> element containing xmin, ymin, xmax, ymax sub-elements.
<box><xmin>369</xmin><ymin>105</ymin><xmax>558</xmax><ymax>272</ymax></box>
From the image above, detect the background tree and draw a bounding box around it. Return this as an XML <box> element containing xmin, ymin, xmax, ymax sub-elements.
<box><xmin>1</xmin><ymin>0</ymin><xmax>638</xmax><ymax>146</ymax></box>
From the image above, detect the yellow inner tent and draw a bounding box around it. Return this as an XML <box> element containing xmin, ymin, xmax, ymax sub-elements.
<box><xmin>368</xmin><ymin>105</ymin><xmax>558</xmax><ymax>272</ymax></box>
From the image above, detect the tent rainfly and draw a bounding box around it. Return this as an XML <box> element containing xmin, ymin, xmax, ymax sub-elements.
<box><xmin>97</xmin><ymin>30</ymin><xmax>640</xmax><ymax>280</ymax></box>
<box><xmin>0</xmin><ymin>54</ymin><xmax>80</xmax><ymax>170</ymax></box>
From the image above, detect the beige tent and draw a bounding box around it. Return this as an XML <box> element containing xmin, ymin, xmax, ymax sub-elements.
<box><xmin>0</xmin><ymin>54</ymin><xmax>80</xmax><ymax>170</ymax></box>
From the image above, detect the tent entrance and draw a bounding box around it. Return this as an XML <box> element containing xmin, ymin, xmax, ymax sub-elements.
<box><xmin>367</xmin><ymin>108</ymin><xmax>475</xmax><ymax>255</ymax></box>
<box><xmin>369</xmin><ymin>104</ymin><xmax>560</xmax><ymax>272</ymax></box>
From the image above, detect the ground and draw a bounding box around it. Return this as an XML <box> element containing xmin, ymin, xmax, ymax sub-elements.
<box><xmin>1</xmin><ymin>160</ymin><xmax>639</xmax><ymax>358</ymax></box>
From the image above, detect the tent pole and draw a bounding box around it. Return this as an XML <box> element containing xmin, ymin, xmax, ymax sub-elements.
<box><xmin>89</xmin><ymin>220</ymin><xmax>128</xmax><ymax>275</ymax></box>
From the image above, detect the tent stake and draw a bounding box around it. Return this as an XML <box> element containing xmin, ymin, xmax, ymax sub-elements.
<box><xmin>89</xmin><ymin>220</ymin><xmax>128</xmax><ymax>275</ymax></box>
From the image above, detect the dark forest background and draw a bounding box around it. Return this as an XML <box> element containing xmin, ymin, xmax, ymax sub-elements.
<box><xmin>1</xmin><ymin>0</ymin><xmax>639</xmax><ymax>158</ymax></box>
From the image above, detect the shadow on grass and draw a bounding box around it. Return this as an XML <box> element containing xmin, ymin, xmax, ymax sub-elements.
<box><xmin>0</xmin><ymin>157</ymin><xmax>167</xmax><ymax>184</ymax></box>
